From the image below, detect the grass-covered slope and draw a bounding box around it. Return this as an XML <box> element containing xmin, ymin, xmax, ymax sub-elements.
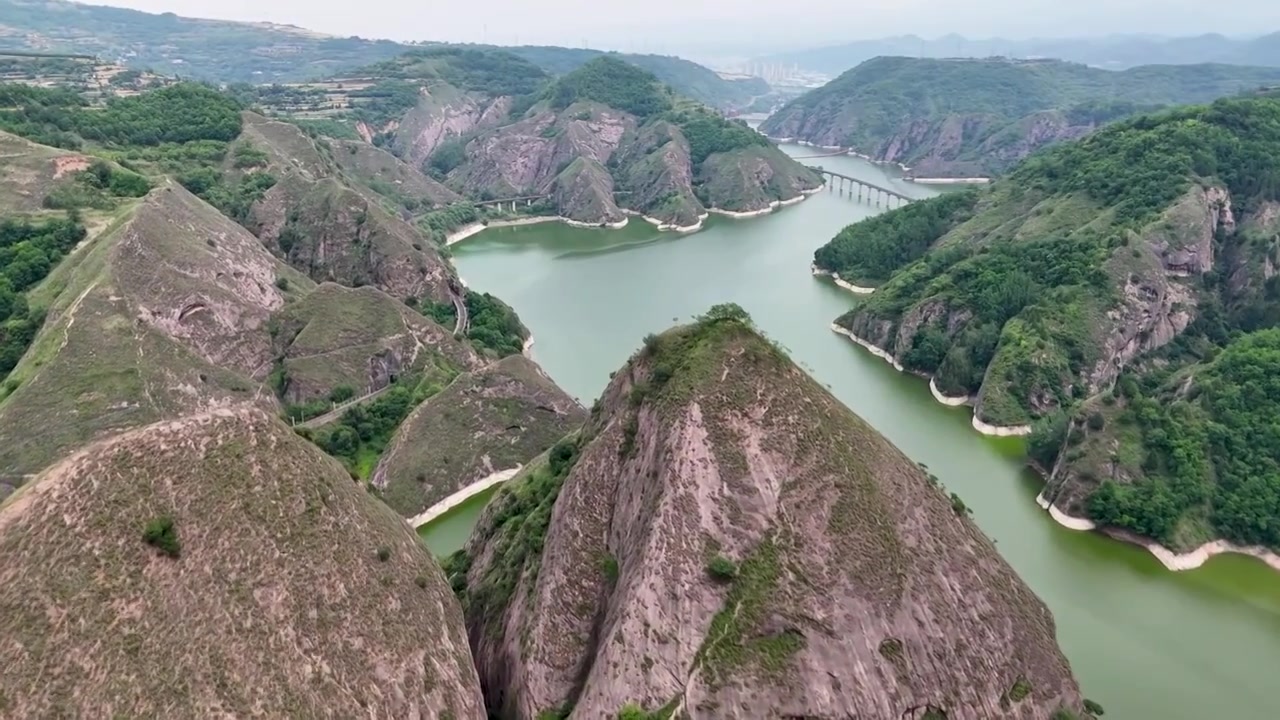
<box><xmin>0</xmin><ymin>406</ymin><xmax>485</xmax><ymax>717</ymax></box>
<box><xmin>0</xmin><ymin>181</ymin><xmax>312</xmax><ymax>492</ymax></box>
<box><xmin>821</xmin><ymin>96</ymin><xmax>1280</xmax><ymax>553</ymax></box>
<box><xmin>270</xmin><ymin>283</ymin><xmax>476</xmax><ymax>406</ymax></box>
<box><xmin>450</xmin><ymin>306</ymin><xmax>1088</xmax><ymax>720</ymax></box>
<box><xmin>373</xmin><ymin>354</ymin><xmax>585</xmax><ymax>519</ymax></box>
<box><xmin>235</xmin><ymin>113</ymin><xmax>463</xmax><ymax>303</ymax></box>
<box><xmin>761</xmin><ymin>57</ymin><xmax>1280</xmax><ymax>176</ymax></box>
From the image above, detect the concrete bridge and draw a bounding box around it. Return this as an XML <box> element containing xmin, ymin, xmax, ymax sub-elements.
<box><xmin>474</xmin><ymin>195</ymin><xmax>548</xmax><ymax>212</ymax></box>
<box><xmin>808</xmin><ymin>166</ymin><xmax>912</xmax><ymax>209</ymax></box>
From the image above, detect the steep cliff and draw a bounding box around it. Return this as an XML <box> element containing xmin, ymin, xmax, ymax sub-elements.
<box><xmin>0</xmin><ymin>407</ymin><xmax>486</xmax><ymax>718</ymax></box>
<box><xmin>373</xmin><ymin>354</ymin><xmax>585</xmax><ymax>519</ymax></box>
<box><xmin>816</xmin><ymin>96</ymin><xmax>1280</xmax><ymax>558</ymax></box>
<box><xmin>761</xmin><ymin>57</ymin><xmax>1280</xmax><ymax>177</ymax></box>
<box><xmin>450</xmin><ymin>308</ymin><xmax>1089</xmax><ymax>720</ymax></box>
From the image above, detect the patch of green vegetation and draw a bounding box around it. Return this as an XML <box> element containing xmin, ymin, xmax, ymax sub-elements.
<box><xmin>231</xmin><ymin>142</ymin><xmax>268</xmax><ymax>169</ymax></box>
<box><xmin>550</xmin><ymin>56</ymin><xmax>671</xmax><ymax>118</ymax></box>
<box><xmin>347</xmin><ymin>80</ymin><xmax>423</xmax><ymax>128</ymax></box>
<box><xmin>0</xmin><ymin>82</ymin><xmax>242</xmax><ymax>150</ymax></box>
<box><xmin>178</xmin><ymin>169</ymin><xmax>276</xmax><ymax>226</ymax></box>
<box><xmin>1087</xmin><ymin>329</ymin><xmax>1280</xmax><ymax>550</ymax></box>
<box><xmin>297</xmin><ymin>379</ymin><xmax>437</xmax><ymax>478</ymax></box>
<box><xmin>705</xmin><ymin>554</ymin><xmax>737</xmax><ymax>582</ymax></box>
<box><xmin>417</xmin><ymin>203</ymin><xmax>478</xmax><ymax>242</ymax></box>
<box><xmin>424</xmin><ymin>290</ymin><xmax>525</xmax><ymax>356</ymax></box>
<box><xmin>42</xmin><ymin>159</ymin><xmax>150</xmax><ymax>211</ymax></box>
<box><xmin>0</xmin><ymin>216</ymin><xmax>86</xmax><ymax>382</ymax></box>
<box><xmin>664</xmin><ymin>107</ymin><xmax>769</xmax><ymax>165</ymax></box>
<box><xmin>601</xmin><ymin>553</ymin><xmax>620</xmax><ymax>584</ymax></box>
<box><xmin>1008</xmin><ymin>676</ymin><xmax>1033</xmax><ymax>702</ymax></box>
<box><xmin>1084</xmin><ymin>699</ymin><xmax>1105</xmax><ymax>715</ymax></box>
<box><xmin>142</xmin><ymin>516</ymin><xmax>181</xmax><ymax>558</ymax></box>
<box><xmin>616</xmin><ymin>697</ymin><xmax>680</xmax><ymax>720</ymax></box>
<box><xmin>452</xmin><ymin>435</ymin><xmax>582</xmax><ymax>632</ymax></box>
<box><xmin>813</xmin><ymin>190</ymin><xmax>979</xmax><ymax>285</ymax></box>
<box><xmin>292</xmin><ymin>119</ymin><xmax>362</xmax><ymax>141</ymax></box>
<box><xmin>695</xmin><ymin>534</ymin><xmax>805</xmax><ymax>685</ymax></box>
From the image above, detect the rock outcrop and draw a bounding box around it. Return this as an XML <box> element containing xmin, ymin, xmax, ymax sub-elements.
<box><xmin>451</xmin><ymin>312</ymin><xmax>1088</xmax><ymax>720</ymax></box>
<box><xmin>235</xmin><ymin>113</ymin><xmax>461</xmax><ymax>304</ymax></box>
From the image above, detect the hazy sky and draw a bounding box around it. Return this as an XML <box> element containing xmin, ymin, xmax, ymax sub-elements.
<box><xmin>80</xmin><ymin>0</ymin><xmax>1277</xmax><ymax>56</ymax></box>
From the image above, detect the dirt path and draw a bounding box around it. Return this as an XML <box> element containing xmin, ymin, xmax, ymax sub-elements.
<box><xmin>296</xmin><ymin>385</ymin><xmax>393</xmax><ymax>429</ymax></box>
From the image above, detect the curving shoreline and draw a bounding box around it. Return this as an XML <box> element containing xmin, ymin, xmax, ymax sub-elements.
<box><xmin>830</xmin><ymin>323</ymin><xmax>1033</xmax><ymax>438</ymax></box>
<box><xmin>812</xmin><ymin>265</ymin><xmax>875</xmax><ymax>294</ymax></box>
<box><xmin>1035</xmin><ymin>491</ymin><xmax>1280</xmax><ymax>572</ymax></box>
<box><xmin>834</xmin><ymin>321</ymin><xmax>1279</xmax><ymax>573</ymax></box>
<box><xmin>446</xmin><ymin>189</ymin><xmax>820</xmax><ymax>246</ymax></box>
<box><xmin>635</xmin><ymin>210</ymin><xmax>708</xmax><ymax>233</ymax></box>
<box><xmin>830</xmin><ymin>323</ymin><xmax>903</xmax><ymax>371</ymax></box>
<box><xmin>929</xmin><ymin>378</ymin><xmax>970</xmax><ymax>406</ymax></box>
<box><xmin>1035</xmin><ymin>491</ymin><xmax>1097</xmax><ymax>531</ymax></box>
<box><xmin>971</xmin><ymin>416</ymin><xmax>1033</xmax><ymax>437</ymax></box>
<box><xmin>408</xmin><ymin>466</ymin><xmax>523</xmax><ymax>528</ymax></box>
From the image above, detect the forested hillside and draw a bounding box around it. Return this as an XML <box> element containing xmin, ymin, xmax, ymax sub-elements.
<box><xmin>762</xmin><ymin>57</ymin><xmax>1280</xmax><ymax>177</ymax></box>
<box><xmin>816</xmin><ymin>96</ymin><xmax>1280</xmax><ymax>554</ymax></box>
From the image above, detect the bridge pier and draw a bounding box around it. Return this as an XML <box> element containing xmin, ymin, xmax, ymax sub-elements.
<box><xmin>808</xmin><ymin>167</ymin><xmax>911</xmax><ymax>211</ymax></box>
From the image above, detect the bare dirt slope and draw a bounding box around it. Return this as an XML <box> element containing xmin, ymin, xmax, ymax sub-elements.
<box><xmin>373</xmin><ymin>354</ymin><xmax>585</xmax><ymax>518</ymax></box>
<box><xmin>0</xmin><ymin>406</ymin><xmax>485</xmax><ymax>719</ymax></box>
<box><xmin>453</xmin><ymin>311</ymin><xmax>1089</xmax><ymax>720</ymax></box>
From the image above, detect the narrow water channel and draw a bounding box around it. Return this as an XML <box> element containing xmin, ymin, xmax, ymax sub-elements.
<box><xmin>434</xmin><ymin>145</ymin><xmax>1280</xmax><ymax>719</ymax></box>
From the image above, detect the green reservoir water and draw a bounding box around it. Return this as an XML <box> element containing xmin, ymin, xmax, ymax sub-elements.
<box><xmin>438</xmin><ymin>146</ymin><xmax>1280</xmax><ymax>719</ymax></box>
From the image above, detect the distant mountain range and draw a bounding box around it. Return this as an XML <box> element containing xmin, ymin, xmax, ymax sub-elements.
<box><xmin>753</xmin><ymin>33</ymin><xmax>1280</xmax><ymax>76</ymax></box>
<box><xmin>0</xmin><ymin>0</ymin><xmax>764</xmax><ymax>110</ymax></box>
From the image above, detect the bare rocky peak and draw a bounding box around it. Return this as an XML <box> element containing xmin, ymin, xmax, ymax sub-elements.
<box><xmin>235</xmin><ymin>113</ymin><xmax>462</xmax><ymax>304</ymax></box>
<box><xmin>456</xmin><ymin>312</ymin><xmax>1089</xmax><ymax>720</ymax></box>
<box><xmin>0</xmin><ymin>406</ymin><xmax>486</xmax><ymax>718</ymax></box>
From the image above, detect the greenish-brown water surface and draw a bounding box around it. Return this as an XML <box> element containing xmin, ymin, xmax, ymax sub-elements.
<box><xmin>435</xmin><ymin>146</ymin><xmax>1280</xmax><ymax>718</ymax></box>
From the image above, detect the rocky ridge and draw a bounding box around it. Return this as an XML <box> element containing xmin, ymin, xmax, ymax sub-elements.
<box><xmin>450</xmin><ymin>310</ymin><xmax>1089</xmax><ymax>720</ymax></box>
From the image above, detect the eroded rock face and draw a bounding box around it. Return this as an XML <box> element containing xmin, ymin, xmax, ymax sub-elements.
<box><xmin>456</xmin><ymin>319</ymin><xmax>1088</xmax><ymax>720</ymax></box>
<box><xmin>448</xmin><ymin>103</ymin><xmax>635</xmax><ymax>211</ymax></box>
<box><xmin>252</xmin><ymin>175</ymin><xmax>458</xmax><ymax>304</ymax></box>
<box><xmin>393</xmin><ymin>88</ymin><xmax>513</xmax><ymax>167</ymax></box>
